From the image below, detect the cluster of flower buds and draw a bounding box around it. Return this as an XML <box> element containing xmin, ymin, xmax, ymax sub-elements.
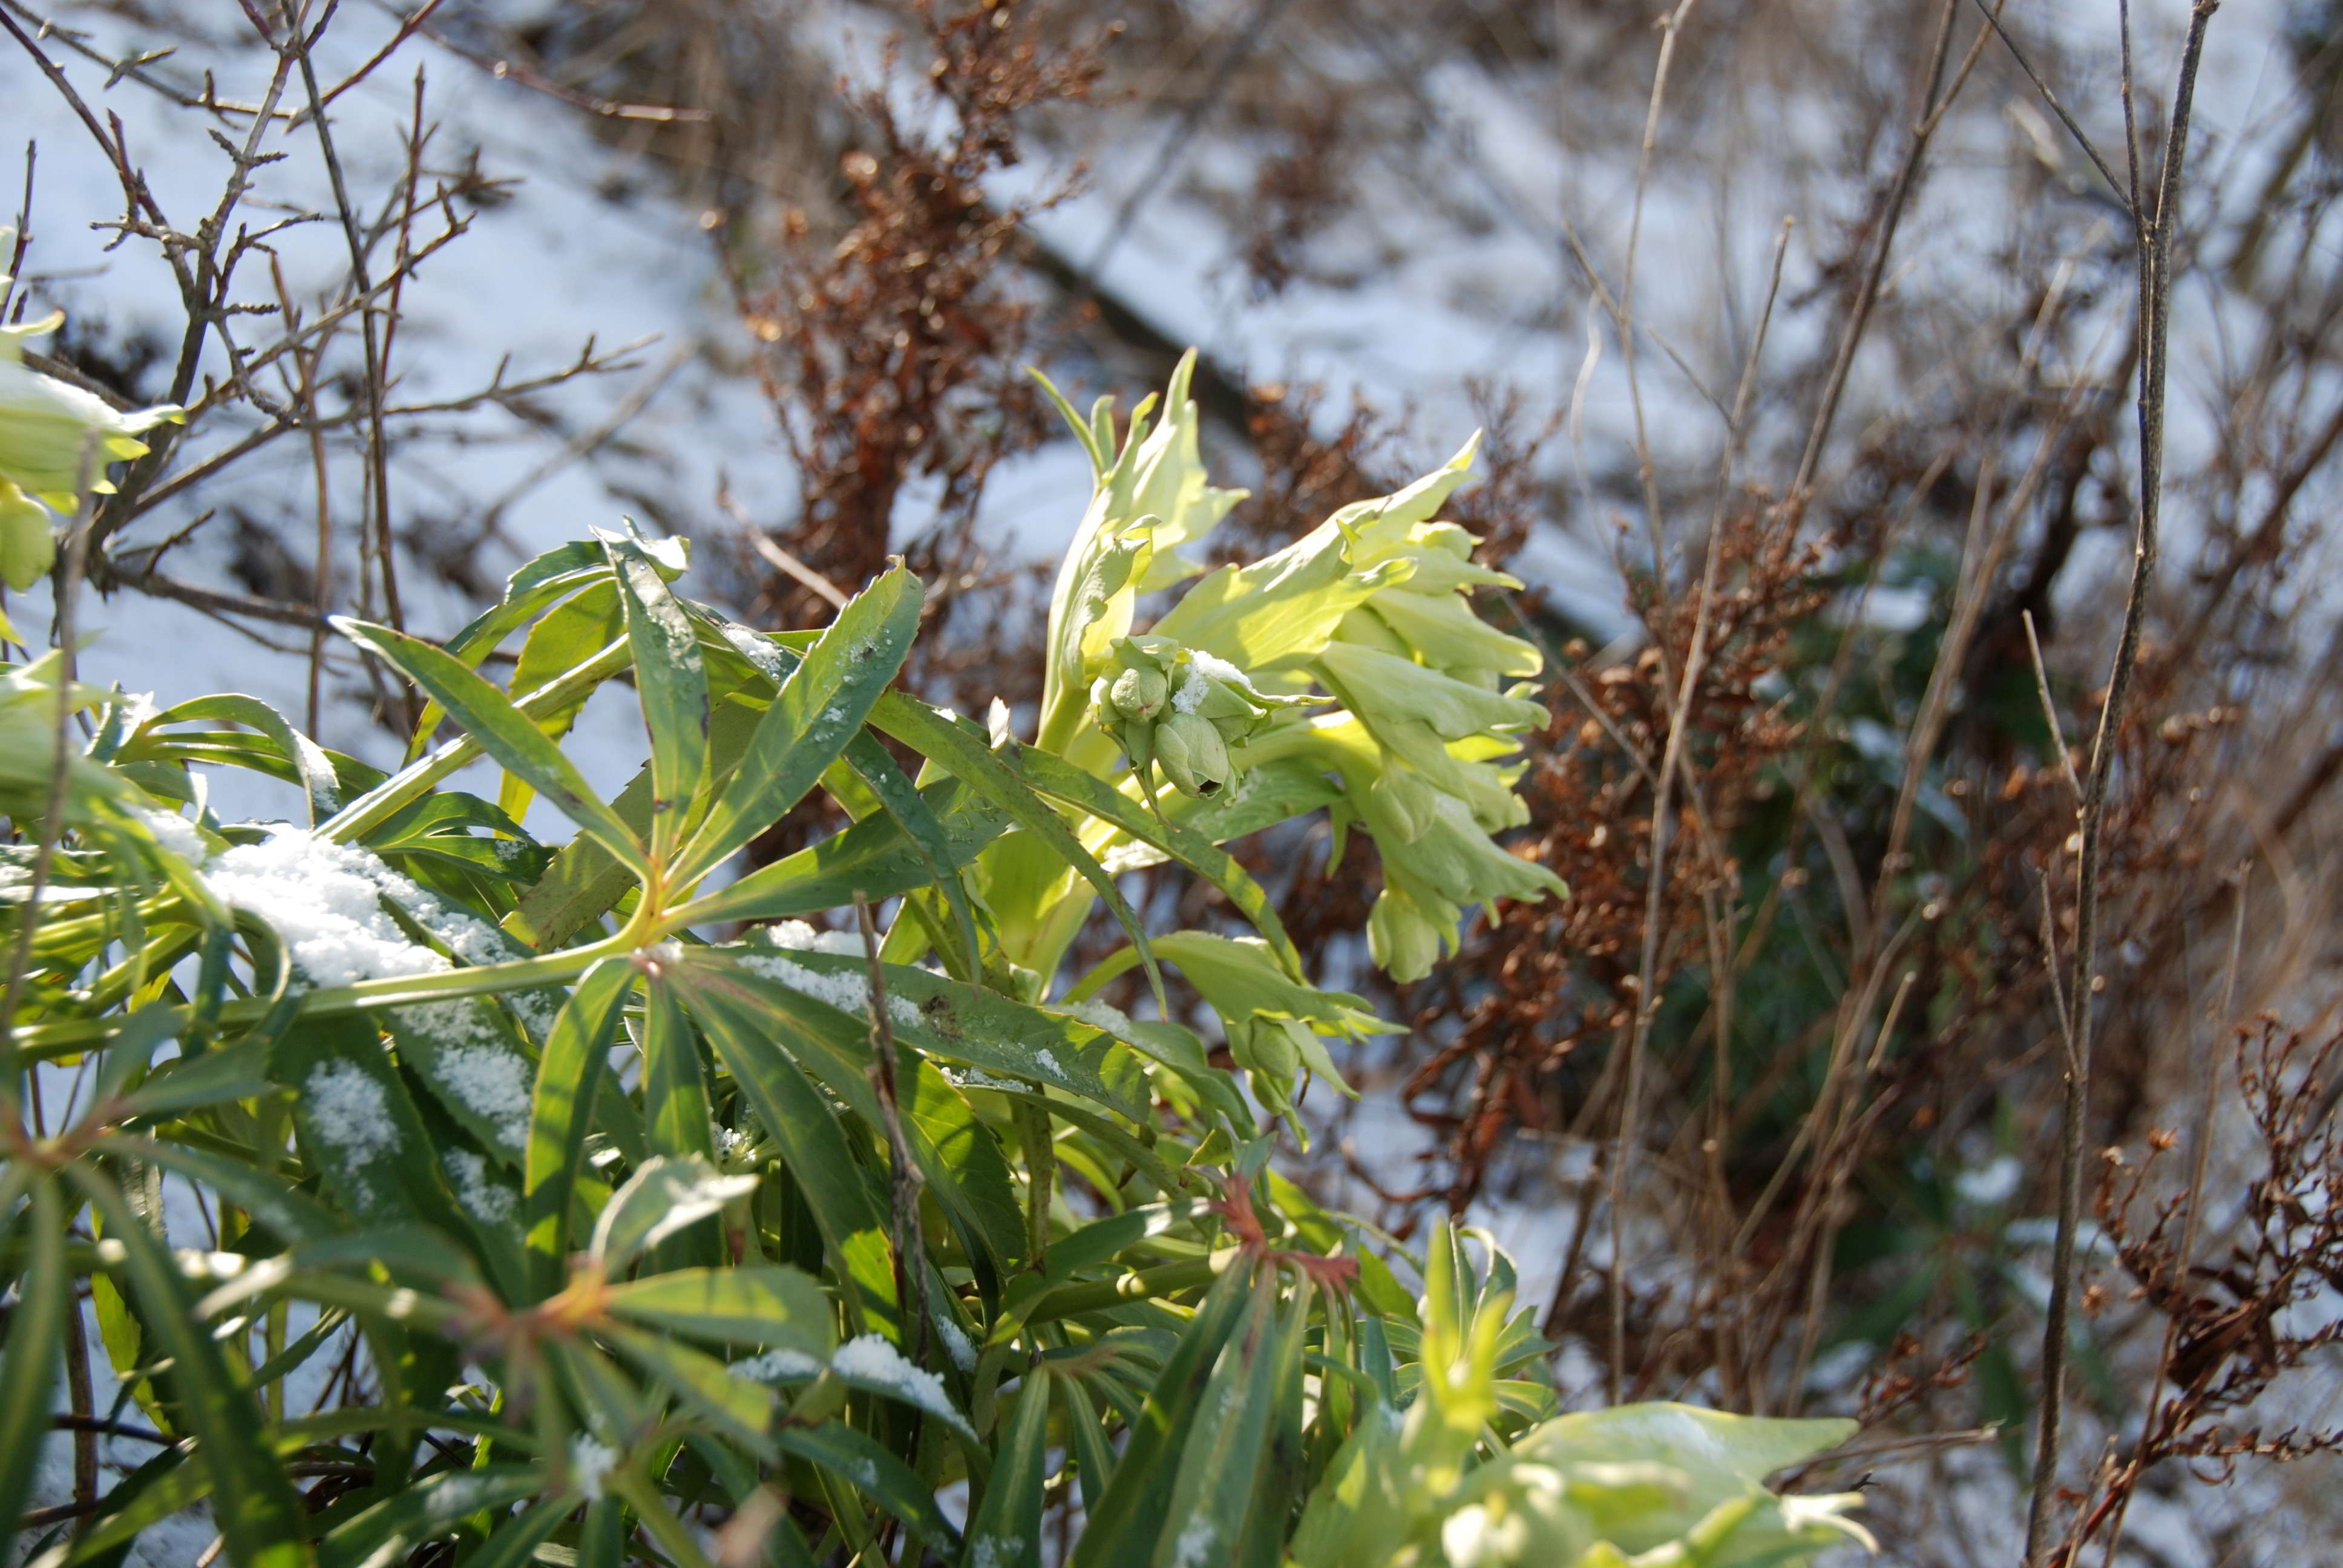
<box><xmin>1089</xmin><ymin>635</ymin><xmax>1308</xmax><ymax>799</ymax></box>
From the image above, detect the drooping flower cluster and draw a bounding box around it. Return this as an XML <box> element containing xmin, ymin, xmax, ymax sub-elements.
<box><xmin>1015</xmin><ymin>354</ymin><xmax>1565</xmax><ymax>1122</ymax></box>
<box><xmin>1038</xmin><ymin>354</ymin><xmax>1563</xmax><ymax>993</ymax></box>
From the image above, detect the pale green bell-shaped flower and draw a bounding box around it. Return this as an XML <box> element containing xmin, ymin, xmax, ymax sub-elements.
<box><xmin>1089</xmin><ymin>635</ymin><xmax>1311</xmax><ymax>800</ymax></box>
<box><xmin>0</xmin><ymin>481</ymin><xmax>53</xmax><ymax>592</ymax></box>
<box><xmin>1149</xmin><ymin>930</ymin><xmax>1395</xmax><ymax>1131</ymax></box>
<box><xmin>0</xmin><ymin>243</ymin><xmax>184</xmax><ymax>588</ymax></box>
<box><xmin>1153</xmin><ymin>710</ymin><xmax>1230</xmax><ymax>797</ymax></box>
<box><xmin>0</xmin><ymin>324</ymin><xmax>183</xmax><ymax>511</ymax></box>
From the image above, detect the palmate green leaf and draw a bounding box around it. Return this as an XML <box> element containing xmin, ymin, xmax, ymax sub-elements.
<box><xmin>608</xmin><ymin>535</ymin><xmax>711</xmax><ymax>860</ymax></box>
<box><xmin>275</xmin><ymin>1016</ymin><xmax>454</xmax><ymax>1228</ymax></box>
<box><xmin>335</xmin><ymin>617</ymin><xmax>652</xmax><ymax>880</ymax></box>
<box><xmin>113</xmin><ymin>1032</ymin><xmax>281</xmax><ymax>1119</ymax></box>
<box><xmin>93</xmin><ymin>1132</ymin><xmax>343</xmax><ymax>1246</ymax></box>
<box><xmin>490</xmin><ymin>577</ymin><xmax>621</xmax><ymax>824</ymax></box>
<box><xmin>672</xmin><ymin>967</ymin><xmax>902</xmax><ymax>1337</ymax></box>
<box><xmin>0</xmin><ymin>1178</ymin><xmax>67</xmax><ymax>1555</ymax></box>
<box><xmin>148</xmin><ymin>694</ymin><xmax>352</xmax><ymax>822</ymax></box>
<box><xmin>833</xmin><ymin>727</ymin><xmax>986</xmax><ymax>978</ymax></box>
<box><xmin>674</xmin><ymin>953</ymin><xmax>1023</xmax><ymax>1294</ymax></box>
<box><xmin>670</xmin><ymin>562</ymin><xmax>923</xmax><ymax>887</ymax></box>
<box><xmin>602</xmin><ymin>1324</ymin><xmax>779</xmax><ymax>1454</ymax></box>
<box><xmin>1067</xmin><ymin>1259</ymin><xmax>1261</xmax><ymax>1568</ymax></box>
<box><xmin>385</xmin><ymin>995</ymin><xmax>537</xmax><ymax>1165</ymax></box>
<box><xmin>1058</xmin><ymin>1372</ymin><xmax>1119</xmax><ymax>1514</ymax></box>
<box><xmin>1149</xmin><ymin>1277</ymin><xmax>1308</xmax><ymax>1568</ymax></box>
<box><xmin>47</xmin><ymin>1436</ymin><xmax>208</xmax><ymax>1566</ymax></box>
<box><xmin>672</xmin><ymin>769</ymin><xmax>1006</xmax><ymax>928</ymax></box>
<box><xmin>67</xmin><ymin>1168</ymin><xmax>315</xmax><ymax>1568</ymax></box>
<box><xmin>740</xmin><ymin>943</ymin><xmax>1149</xmax><ymax>1120</ymax></box>
<box><xmin>992</xmin><ymin>1200</ymin><xmax>1219</xmax><ymax>1338</ymax></box>
<box><xmin>323</xmin><ymin>635</ymin><xmax>638</xmax><ymax>849</ymax></box>
<box><xmin>405</xmin><ymin>542</ymin><xmax>611</xmax><ymax>753</ymax></box>
<box><xmin>963</xmin><ymin>1367</ymin><xmax>1053</xmax><ymax>1568</ymax></box>
<box><xmin>369</xmin><ymin>791</ymin><xmax>546</xmax><ymax>886</ymax></box>
<box><xmin>447</xmin><ymin>1499</ymin><xmax>569</xmax><ymax>1568</ymax></box>
<box><xmin>639</xmin><ymin>975</ymin><xmax>715</xmax><ymax>1160</ymax></box>
<box><xmin>523</xmin><ymin>956</ymin><xmax>637</xmax><ymax>1296</ymax></box>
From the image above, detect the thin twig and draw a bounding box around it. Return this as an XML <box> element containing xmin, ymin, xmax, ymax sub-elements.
<box><xmin>1791</xmin><ymin>0</ymin><xmax>1968</xmax><ymax>498</ymax></box>
<box><xmin>1967</xmin><ymin>0</ymin><xmax>2136</xmax><ymax>218</ymax></box>
<box><xmin>2025</xmin><ymin>7</ymin><xmax>2221</xmax><ymax>1559</ymax></box>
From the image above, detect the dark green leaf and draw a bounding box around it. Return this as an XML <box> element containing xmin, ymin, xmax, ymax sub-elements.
<box><xmin>0</xmin><ymin>1178</ymin><xmax>68</xmax><ymax>1554</ymax></box>
<box><xmin>870</xmin><ymin>691</ymin><xmax>1168</xmax><ymax>1011</ymax></box>
<box><xmin>523</xmin><ymin>957</ymin><xmax>637</xmax><ymax>1296</ymax></box>
<box><xmin>773</xmin><ymin>1420</ymin><xmax>962</xmax><ymax>1549</ymax></box>
<box><xmin>315</xmin><ymin>1465</ymin><xmax>542</xmax><ymax>1568</ymax></box>
<box><xmin>608</xmin><ymin>536</ymin><xmax>712</xmax><ymax>860</ymax></box>
<box><xmin>335</xmin><ymin>617</ymin><xmax>650</xmax><ymax>879</ymax></box>
<box><xmin>963</xmin><ymin>1368</ymin><xmax>1054</xmax><ymax>1568</ymax></box>
<box><xmin>672</xmin><ymin>564</ymin><xmax>923</xmax><ymax>886</ymax></box>
<box><xmin>68</xmin><ymin>1169</ymin><xmax>316</xmax><ymax>1568</ymax></box>
<box><xmin>602</xmin><ymin>1264</ymin><xmax>833</xmax><ymax>1353</ymax></box>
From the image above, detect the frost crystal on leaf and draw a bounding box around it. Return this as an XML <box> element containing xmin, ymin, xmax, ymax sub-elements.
<box><xmin>506</xmin><ymin>989</ymin><xmax>562</xmax><ymax>1039</ymax></box>
<box><xmin>945</xmin><ymin>1065</ymin><xmax>1026</xmax><ymax>1092</ymax></box>
<box><xmin>303</xmin><ymin>1062</ymin><xmax>398</xmax><ymax>1165</ymax></box>
<box><xmin>729</xmin><ymin>1348</ymin><xmax>824</xmax><ymax>1382</ymax></box>
<box><xmin>436</xmin><ymin>1044</ymin><xmax>533</xmax><ymax>1148</ymax></box>
<box><xmin>444</xmin><ymin>1149</ymin><xmax>516</xmax><ymax>1224</ymax></box>
<box><xmin>1063</xmin><ymin>998</ymin><xmax>1132</xmax><ymax>1036</ymax></box>
<box><xmin>768</xmin><ymin>919</ymin><xmax>867</xmax><ymax>958</ymax></box>
<box><xmin>206</xmin><ymin>830</ymin><xmax>448</xmax><ymax>987</ymax></box>
<box><xmin>742</xmin><ymin>947</ymin><xmax>923</xmax><ymax>1031</ymax></box>
<box><xmin>936</xmin><ymin>1317</ymin><xmax>977</xmax><ymax>1373</ymax></box>
<box><xmin>832</xmin><ymin>1333</ymin><xmax>957</xmax><ymax>1422</ymax></box>
<box><xmin>135</xmin><ymin>806</ymin><xmax>206</xmax><ymax>861</ymax></box>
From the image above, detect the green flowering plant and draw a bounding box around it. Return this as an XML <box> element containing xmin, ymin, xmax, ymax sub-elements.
<box><xmin>1291</xmin><ymin>1229</ymin><xmax>1873</xmax><ymax>1568</ymax></box>
<box><xmin>972</xmin><ymin>354</ymin><xmax>1565</xmax><ymax>1122</ymax></box>
<box><xmin>0</xmin><ymin>359</ymin><xmax>1861</xmax><ymax>1568</ymax></box>
<box><xmin>0</xmin><ymin>239</ymin><xmax>184</xmax><ymax>589</ymax></box>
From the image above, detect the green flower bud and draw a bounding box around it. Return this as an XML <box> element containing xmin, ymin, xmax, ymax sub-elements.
<box><xmin>1229</xmin><ymin>1013</ymin><xmax>1305</xmax><ymax>1083</ymax></box>
<box><xmin>1108</xmin><ymin>663</ymin><xmax>1168</xmax><ymax>721</ymax></box>
<box><xmin>1153</xmin><ymin>710</ymin><xmax>1231</xmax><ymax>797</ymax></box>
<box><xmin>0</xmin><ymin>482</ymin><xmax>54</xmax><ymax>592</ymax></box>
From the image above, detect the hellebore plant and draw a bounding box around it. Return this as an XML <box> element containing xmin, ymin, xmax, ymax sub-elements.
<box><xmin>979</xmin><ymin>353</ymin><xmax>1564</xmax><ymax>1119</ymax></box>
<box><xmin>0</xmin><ymin>356</ymin><xmax>1864</xmax><ymax>1568</ymax></box>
